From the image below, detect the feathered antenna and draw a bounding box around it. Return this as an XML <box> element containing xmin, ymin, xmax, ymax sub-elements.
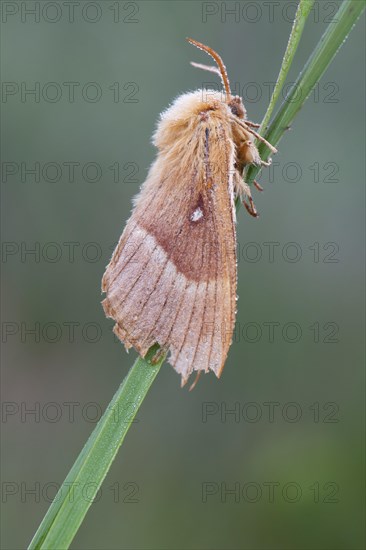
<box><xmin>187</xmin><ymin>38</ymin><xmax>231</xmax><ymax>99</ymax></box>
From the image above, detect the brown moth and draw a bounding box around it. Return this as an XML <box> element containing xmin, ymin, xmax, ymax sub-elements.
<box><xmin>102</xmin><ymin>38</ymin><xmax>277</xmax><ymax>387</ymax></box>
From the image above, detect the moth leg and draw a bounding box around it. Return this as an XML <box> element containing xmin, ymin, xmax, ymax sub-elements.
<box><xmin>150</xmin><ymin>346</ymin><xmax>168</xmax><ymax>365</ymax></box>
<box><xmin>231</xmin><ymin>116</ymin><xmax>277</xmax><ymax>154</ymax></box>
<box><xmin>260</xmin><ymin>157</ymin><xmax>272</xmax><ymax>167</ymax></box>
<box><xmin>234</xmin><ymin>172</ymin><xmax>259</xmax><ymax>218</ymax></box>
<box><xmin>245</xmin><ymin>120</ymin><xmax>260</xmax><ymax>128</ymax></box>
<box><xmin>254</xmin><ymin>180</ymin><xmax>264</xmax><ymax>192</ymax></box>
<box><xmin>243</xmin><ymin>197</ymin><xmax>259</xmax><ymax>218</ymax></box>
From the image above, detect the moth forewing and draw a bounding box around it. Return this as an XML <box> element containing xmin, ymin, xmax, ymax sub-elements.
<box><xmin>102</xmin><ymin>91</ymin><xmax>238</xmax><ymax>385</ymax></box>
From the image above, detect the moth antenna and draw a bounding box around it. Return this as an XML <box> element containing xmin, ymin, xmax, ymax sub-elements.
<box><xmin>190</xmin><ymin>61</ymin><xmax>222</xmax><ymax>78</ymax></box>
<box><xmin>187</xmin><ymin>37</ymin><xmax>231</xmax><ymax>98</ymax></box>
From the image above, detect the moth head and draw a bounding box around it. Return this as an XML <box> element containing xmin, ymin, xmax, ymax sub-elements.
<box><xmin>227</xmin><ymin>96</ymin><xmax>246</xmax><ymax>119</ymax></box>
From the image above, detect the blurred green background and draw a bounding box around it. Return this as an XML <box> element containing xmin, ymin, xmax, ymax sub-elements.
<box><xmin>1</xmin><ymin>1</ymin><xmax>365</xmax><ymax>549</ymax></box>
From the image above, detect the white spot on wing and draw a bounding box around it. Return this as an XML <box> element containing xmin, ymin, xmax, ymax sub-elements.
<box><xmin>190</xmin><ymin>207</ymin><xmax>203</xmax><ymax>222</ymax></box>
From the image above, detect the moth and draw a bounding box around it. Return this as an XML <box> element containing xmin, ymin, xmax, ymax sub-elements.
<box><xmin>102</xmin><ymin>38</ymin><xmax>277</xmax><ymax>387</ymax></box>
